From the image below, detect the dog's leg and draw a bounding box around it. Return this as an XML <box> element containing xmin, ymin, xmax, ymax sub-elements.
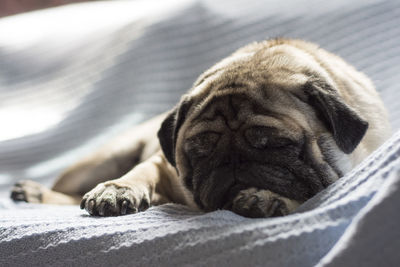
<box><xmin>80</xmin><ymin>151</ymin><xmax>182</xmax><ymax>216</ymax></box>
<box><xmin>11</xmin><ymin>180</ymin><xmax>82</xmax><ymax>205</ymax></box>
<box><xmin>11</xmin><ymin>114</ymin><xmax>167</xmax><ymax>205</ymax></box>
<box><xmin>10</xmin><ymin>141</ymin><xmax>147</xmax><ymax>205</ymax></box>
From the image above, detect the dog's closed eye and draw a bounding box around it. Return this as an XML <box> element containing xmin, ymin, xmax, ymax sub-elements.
<box><xmin>244</xmin><ymin>126</ymin><xmax>293</xmax><ymax>149</ymax></box>
<box><xmin>185</xmin><ymin>131</ymin><xmax>221</xmax><ymax>157</ymax></box>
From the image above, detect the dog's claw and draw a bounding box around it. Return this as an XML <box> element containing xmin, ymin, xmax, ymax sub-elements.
<box><xmin>138</xmin><ymin>199</ymin><xmax>149</xmax><ymax>211</ymax></box>
<box><xmin>248</xmin><ymin>195</ymin><xmax>259</xmax><ymax>206</ymax></box>
<box><xmin>88</xmin><ymin>199</ymin><xmax>95</xmax><ymax>215</ymax></box>
<box><xmin>98</xmin><ymin>201</ymin><xmax>106</xmax><ymax>216</ymax></box>
<box><xmin>80</xmin><ymin>198</ymin><xmax>86</xmax><ymax>209</ymax></box>
<box><xmin>121</xmin><ymin>200</ymin><xmax>129</xmax><ymax>215</ymax></box>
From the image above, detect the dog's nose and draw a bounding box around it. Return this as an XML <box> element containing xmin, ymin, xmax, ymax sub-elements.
<box><xmin>230</xmin><ymin>154</ymin><xmax>240</xmax><ymax>165</ymax></box>
<box><xmin>221</xmin><ymin>153</ymin><xmax>247</xmax><ymax>168</ymax></box>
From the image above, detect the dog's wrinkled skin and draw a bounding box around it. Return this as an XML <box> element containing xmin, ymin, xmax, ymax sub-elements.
<box><xmin>11</xmin><ymin>39</ymin><xmax>391</xmax><ymax>218</ymax></box>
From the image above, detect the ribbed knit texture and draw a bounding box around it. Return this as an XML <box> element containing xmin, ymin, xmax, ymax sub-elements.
<box><xmin>0</xmin><ymin>0</ymin><xmax>399</xmax><ymax>266</ymax></box>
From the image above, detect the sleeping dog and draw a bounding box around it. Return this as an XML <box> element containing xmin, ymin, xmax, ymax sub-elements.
<box><xmin>11</xmin><ymin>39</ymin><xmax>391</xmax><ymax>218</ymax></box>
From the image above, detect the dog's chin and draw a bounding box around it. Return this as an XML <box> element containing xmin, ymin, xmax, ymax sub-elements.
<box><xmin>193</xmin><ymin>166</ymin><xmax>285</xmax><ymax>211</ymax></box>
<box><xmin>194</xmin><ymin>166</ymin><xmax>236</xmax><ymax>211</ymax></box>
<box><xmin>193</xmin><ymin>161</ymin><xmax>327</xmax><ymax>211</ymax></box>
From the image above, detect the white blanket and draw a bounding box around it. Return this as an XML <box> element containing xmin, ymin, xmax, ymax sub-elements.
<box><xmin>0</xmin><ymin>0</ymin><xmax>399</xmax><ymax>266</ymax></box>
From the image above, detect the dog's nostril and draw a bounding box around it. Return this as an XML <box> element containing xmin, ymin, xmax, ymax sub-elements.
<box><xmin>239</xmin><ymin>155</ymin><xmax>247</xmax><ymax>164</ymax></box>
<box><xmin>229</xmin><ymin>154</ymin><xmax>247</xmax><ymax>165</ymax></box>
<box><xmin>221</xmin><ymin>157</ymin><xmax>230</xmax><ymax>165</ymax></box>
<box><xmin>232</xmin><ymin>156</ymin><xmax>240</xmax><ymax>165</ymax></box>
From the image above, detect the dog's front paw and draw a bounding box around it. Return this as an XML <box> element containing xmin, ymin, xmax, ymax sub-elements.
<box><xmin>231</xmin><ymin>187</ymin><xmax>300</xmax><ymax>218</ymax></box>
<box><xmin>80</xmin><ymin>181</ymin><xmax>150</xmax><ymax>216</ymax></box>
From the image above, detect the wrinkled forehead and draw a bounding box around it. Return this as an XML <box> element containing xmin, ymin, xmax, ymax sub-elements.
<box><xmin>177</xmin><ymin>44</ymin><xmax>328</xmax><ymax>139</ymax></box>
<box><xmin>183</xmin><ymin>91</ymin><xmax>306</xmax><ymax>141</ymax></box>
<box><xmin>189</xmin><ymin>44</ymin><xmax>322</xmax><ymax>99</ymax></box>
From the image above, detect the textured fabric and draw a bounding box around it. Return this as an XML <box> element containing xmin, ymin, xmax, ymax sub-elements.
<box><xmin>317</xmin><ymin>168</ymin><xmax>400</xmax><ymax>267</ymax></box>
<box><xmin>0</xmin><ymin>0</ymin><xmax>399</xmax><ymax>266</ymax></box>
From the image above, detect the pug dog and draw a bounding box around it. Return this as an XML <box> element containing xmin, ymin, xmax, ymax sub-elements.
<box><xmin>11</xmin><ymin>39</ymin><xmax>391</xmax><ymax>218</ymax></box>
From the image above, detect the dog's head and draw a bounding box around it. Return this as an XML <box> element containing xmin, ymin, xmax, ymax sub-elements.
<box><xmin>157</xmin><ymin>40</ymin><xmax>368</xmax><ymax>214</ymax></box>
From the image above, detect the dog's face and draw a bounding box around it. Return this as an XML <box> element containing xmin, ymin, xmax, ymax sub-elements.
<box><xmin>158</xmin><ymin>40</ymin><xmax>368</xmax><ymax>216</ymax></box>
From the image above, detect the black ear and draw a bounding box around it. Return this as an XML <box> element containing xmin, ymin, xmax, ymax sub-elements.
<box><xmin>304</xmin><ymin>79</ymin><xmax>368</xmax><ymax>154</ymax></box>
<box><xmin>157</xmin><ymin>97</ymin><xmax>193</xmax><ymax>167</ymax></box>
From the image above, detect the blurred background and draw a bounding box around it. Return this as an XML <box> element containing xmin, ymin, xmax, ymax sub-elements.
<box><xmin>0</xmin><ymin>0</ymin><xmax>91</xmax><ymax>18</ymax></box>
<box><xmin>0</xmin><ymin>0</ymin><xmax>399</xmax><ymax>197</ymax></box>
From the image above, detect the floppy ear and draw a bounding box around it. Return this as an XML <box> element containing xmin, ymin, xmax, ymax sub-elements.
<box><xmin>157</xmin><ymin>96</ymin><xmax>193</xmax><ymax>167</ymax></box>
<box><xmin>304</xmin><ymin>79</ymin><xmax>368</xmax><ymax>154</ymax></box>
